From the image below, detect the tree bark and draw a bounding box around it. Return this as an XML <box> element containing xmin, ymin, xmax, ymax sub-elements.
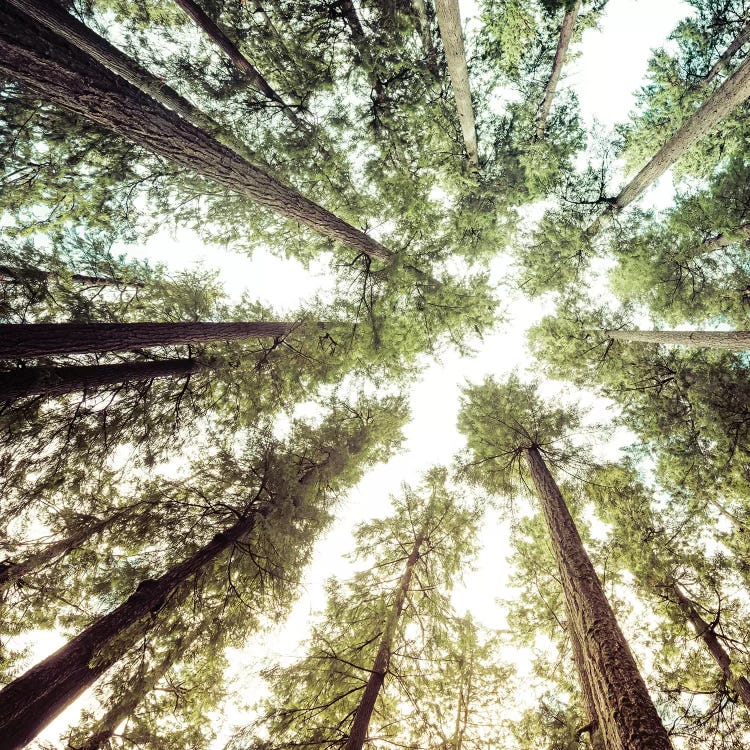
<box><xmin>0</xmin><ymin>357</ymin><xmax>206</xmax><ymax>402</ymax></box>
<box><xmin>698</xmin><ymin>19</ymin><xmax>750</xmax><ymax>90</ymax></box>
<box><xmin>0</xmin><ymin>510</ymin><xmax>261</xmax><ymax>750</ymax></box>
<box><xmin>603</xmin><ymin>328</ymin><xmax>750</xmax><ymax>351</ymax></box>
<box><xmin>343</xmin><ymin>531</ymin><xmax>425</xmax><ymax>750</ymax></box>
<box><xmin>0</xmin><ymin>321</ymin><xmax>294</xmax><ymax>359</ymax></box>
<box><xmin>691</xmin><ymin>222</ymin><xmax>750</xmax><ymax>255</ymax></box>
<box><xmin>667</xmin><ymin>581</ymin><xmax>750</xmax><ymax>709</ymax></box>
<box><xmin>612</xmin><ymin>54</ymin><xmax>750</xmax><ymax>211</ymax></box>
<box><xmin>535</xmin><ymin>0</ymin><xmax>581</xmax><ymax>140</ymax></box>
<box><xmin>4</xmin><ymin>0</ymin><xmax>258</xmax><ymax>164</ymax></box>
<box><xmin>171</xmin><ymin>0</ymin><xmax>307</xmax><ymax>130</ymax></box>
<box><xmin>433</xmin><ymin>0</ymin><xmax>478</xmax><ymax>168</ymax></box>
<box><xmin>525</xmin><ymin>446</ymin><xmax>672</xmax><ymax>750</ymax></box>
<box><xmin>0</xmin><ymin>6</ymin><xmax>392</xmax><ymax>263</ymax></box>
<box><xmin>568</xmin><ymin>613</ymin><xmax>605</xmax><ymax>750</ymax></box>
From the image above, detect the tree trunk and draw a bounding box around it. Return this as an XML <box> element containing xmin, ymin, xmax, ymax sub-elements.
<box><xmin>343</xmin><ymin>531</ymin><xmax>425</xmax><ymax>750</ymax></box>
<box><xmin>0</xmin><ymin>6</ymin><xmax>392</xmax><ymax>263</ymax></box>
<box><xmin>433</xmin><ymin>0</ymin><xmax>478</xmax><ymax>168</ymax></box>
<box><xmin>535</xmin><ymin>0</ymin><xmax>581</xmax><ymax>140</ymax></box>
<box><xmin>691</xmin><ymin>222</ymin><xmax>750</xmax><ymax>255</ymax></box>
<box><xmin>4</xmin><ymin>0</ymin><xmax>258</xmax><ymax>164</ymax></box>
<box><xmin>568</xmin><ymin>613</ymin><xmax>605</xmax><ymax>750</ymax></box>
<box><xmin>612</xmin><ymin>54</ymin><xmax>750</xmax><ymax>211</ymax></box>
<box><xmin>698</xmin><ymin>19</ymin><xmax>750</xmax><ymax>90</ymax></box>
<box><xmin>0</xmin><ymin>321</ymin><xmax>294</xmax><ymax>359</ymax></box>
<box><xmin>667</xmin><ymin>581</ymin><xmax>750</xmax><ymax>709</ymax></box>
<box><xmin>603</xmin><ymin>328</ymin><xmax>750</xmax><ymax>351</ymax></box>
<box><xmin>0</xmin><ymin>265</ymin><xmax>143</xmax><ymax>288</ymax></box>
<box><xmin>525</xmin><ymin>446</ymin><xmax>672</xmax><ymax>750</ymax></box>
<box><xmin>172</xmin><ymin>0</ymin><xmax>307</xmax><ymax>129</ymax></box>
<box><xmin>0</xmin><ymin>510</ymin><xmax>261</xmax><ymax>750</ymax></box>
<box><xmin>0</xmin><ymin>358</ymin><xmax>206</xmax><ymax>402</ymax></box>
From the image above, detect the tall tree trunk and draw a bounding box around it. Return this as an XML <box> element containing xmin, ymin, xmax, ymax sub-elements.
<box><xmin>666</xmin><ymin>580</ymin><xmax>750</xmax><ymax>708</ymax></box>
<box><xmin>0</xmin><ymin>265</ymin><xmax>142</xmax><ymax>288</ymax></box>
<box><xmin>343</xmin><ymin>531</ymin><xmax>425</xmax><ymax>750</ymax></box>
<box><xmin>4</xmin><ymin>0</ymin><xmax>258</xmax><ymax>164</ymax></box>
<box><xmin>524</xmin><ymin>446</ymin><xmax>672</xmax><ymax>750</ymax></box>
<box><xmin>603</xmin><ymin>328</ymin><xmax>750</xmax><ymax>351</ymax></box>
<box><xmin>433</xmin><ymin>0</ymin><xmax>478</xmax><ymax>168</ymax></box>
<box><xmin>0</xmin><ymin>509</ymin><xmax>133</xmax><ymax>588</ymax></box>
<box><xmin>0</xmin><ymin>509</ymin><xmax>262</xmax><ymax>750</ymax></box>
<box><xmin>691</xmin><ymin>223</ymin><xmax>750</xmax><ymax>255</ymax></box>
<box><xmin>0</xmin><ymin>321</ymin><xmax>294</xmax><ymax>359</ymax></box>
<box><xmin>172</xmin><ymin>0</ymin><xmax>307</xmax><ymax>130</ymax></box>
<box><xmin>535</xmin><ymin>0</ymin><xmax>581</xmax><ymax>140</ymax></box>
<box><xmin>698</xmin><ymin>19</ymin><xmax>750</xmax><ymax>90</ymax></box>
<box><xmin>0</xmin><ymin>6</ymin><xmax>392</xmax><ymax>263</ymax></box>
<box><xmin>568</xmin><ymin>612</ymin><xmax>605</xmax><ymax>750</ymax></box>
<box><xmin>612</xmin><ymin>54</ymin><xmax>750</xmax><ymax>211</ymax></box>
<box><xmin>0</xmin><ymin>358</ymin><xmax>206</xmax><ymax>402</ymax></box>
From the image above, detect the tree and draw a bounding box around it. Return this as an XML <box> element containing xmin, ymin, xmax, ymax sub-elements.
<box><xmin>601</xmin><ymin>328</ymin><xmax>750</xmax><ymax>351</ymax></box>
<box><xmin>458</xmin><ymin>374</ymin><xmax>673</xmax><ymax>750</ymax></box>
<box><xmin>0</xmin><ymin>394</ymin><xmax>407</xmax><ymax>749</ymax></box>
<box><xmin>236</xmin><ymin>468</ymin><xmax>480</xmax><ymax>750</ymax></box>
<box><xmin>0</xmin><ymin>4</ymin><xmax>392</xmax><ymax>262</ymax></box>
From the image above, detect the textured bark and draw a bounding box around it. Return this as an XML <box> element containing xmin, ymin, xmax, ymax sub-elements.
<box><xmin>172</xmin><ymin>0</ymin><xmax>306</xmax><ymax>129</ymax></box>
<box><xmin>568</xmin><ymin>613</ymin><xmax>605</xmax><ymax>750</ymax></box>
<box><xmin>604</xmin><ymin>328</ymin><xmax>750</xmax><ymax>351</ymax></box>
<box><xmin>0</xmin><ymin>7</ymin><xmax>392</xmax><ymax>262</ymax></box>
<box><xmin>535</xmin><ymin>0</ymin><xmax>581</xmax><ymax>140</ymax></box>
<box><xmin>434</xmin><ymin>0</ymin><xmax>478</xmax><ymax>168</ymax></box>
<box><xmin>0</xmin><ymin>321</ymin><xmax>294</xmax><ymax>359</ymax></box>
<box><xmin>525</xmin><ymin>447</ymin><xmax>672</xmax><ymax>750</ymax></box>
<box><xmin>613</xmin><ymin>54</ymin><xmax>750</xmax><ymax>210</ymax></box>
<box><xmin>0</xmin><ymin>358</ymin><xmax>206</xmax><ymax>402</ymax></box>
<box><xmin>667</xmin><ymin>581</ymin><xmax>750</xmax><ymax>709</ymax></box>
<box><xmin>698</xmin><ymin>19</ymin><xmax>750</xmax><ymax>90</ymax></box>
<box><xmin>0</xmin><ymin>511</ymin><xmax>260</xmax><ymax>750</ymax></box>
<box><xmin>343</xmin><ymin>532</ymin><xmax>425</xmax><ymax>750</ymax></box>
<box><xmin>5</xmin><ymin>0</ymin><xmax>257</xmax><ymax>163</ymax></box>
<box><xmin>691</xmin><ymin>223</ymin><xmax>750</xmax><ymax>255</ymax></box>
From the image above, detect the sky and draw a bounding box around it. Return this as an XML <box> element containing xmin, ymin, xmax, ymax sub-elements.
<box><xmin>27</xmin><ymin>0</ymin><xmax>692</xmax><ymax>746</ymax></box>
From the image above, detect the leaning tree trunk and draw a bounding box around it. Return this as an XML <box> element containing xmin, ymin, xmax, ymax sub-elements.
<box><xmin>343</xmin><ymin>530</ymin><xmax>425</xmax><ymax>750</ymax></box>
<box><xmin>603</xmin><ymin>328</ymin><xmax>750</xmax><ymax>351</ymax></box>
<box><xmin>524</xmin><ymin>446</ymin><xmax>672</xmax><ymax>750</ymax></box>
<box><xmin>172</xmin><ymin>0</ymin><xmax>307</xmax><ymax>129</ymax></box>
<box><xmin>0</xmin><ymin>509</ymin><xmax>262</xmax><ymax>750</ymax></box>
<box><xmin>667</xmin><ymin>580</ymin><xmax>750</xmax><ymax>709</ymax></box>
<box><xmin>698</xmin><ymin>19</ymin><xmax>750</xmax><ymax>90</ymax></box>
<box><xmin>612</xmin><ymin>53</ymin><xmax>750</xmax><ymax>211</ymax></box>
<box><xmin>691</xmin><ymin>222</ymin><xmax>750</xmax><ymax>256</ymax></box>
<box><xmin>535</xmin><ymin>0</ymin><xmax>581</xmax><ymax>139</ymax></box>
<box><xmin>0</xmin><ymin>357</ymin><xmax>206</xmax><ymax>402</ymax></box>
<box><xmin>433</xmin><ymin>0</ymin><xmax>478</xmax><ymax>168</ymax></box>
<box><xmin>0</xmin><ymin>6</ymin><xmax>392</xmax><ymax>263</ymax></box>
<box><xmin>4</xmin><ymin>0</ymin><xmax>258</xmax><ymax>163</ymax></box>
<box><xmin>0</xmin><ymin>321</ymin><xmax>294</xmax><ymax>359</ymax></box>
<box><xmin>0</xmin><ymin>265</ymin><xmax>142</xmax><ymax>288</ymax></box>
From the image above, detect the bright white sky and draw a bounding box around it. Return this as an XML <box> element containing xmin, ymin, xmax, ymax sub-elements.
<box><xmin>29</xmin><ymin>0</ymin><xmax>691</xmax><ymax>746</ymax></box>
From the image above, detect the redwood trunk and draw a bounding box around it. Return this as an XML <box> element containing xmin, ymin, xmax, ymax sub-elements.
<box><xmin>172</xmin><ymin>0</ymin><xmax>306</xmax><ymax>129</ymax></box>
<box><xmin>434</xmin><ymin>0</ymin><xmax>478</xmax><ymax>168</ymax></box>
<box><xmin>525</xmin><ymin>447</ymin><xmax>672</xmax><ymax>750</ymax></box>
<box><xmin>0</xmin><ymin>6</ymin><xmax>392</xmax><ymax>262</ymax></box>
<box><xmin>604</xmin><ymin>328</ymin><xmax>750</xmax><ymax>351</ymax></box>
<box><xmin>692</xmin><ymin>222</ymin><xmax>750</xmax><ymax>255</ymax></box>
<box><xmin>568</xmin><ymin>612</ymin><xmax>605</xmax><ymax>750</ymax></box>
<box><xmin>0</xmin><ymin>512</ymin><xmax>259</xmax><ymax>750</ymax></box>
<box><xmin>613</xmin><ymin>54</ymin><xmax>750</xmax><ymax>210</ymax></box>
<box><xmin>343</xmin><ymin>532</ymin><xmax>425</xmax><ymax>750</ymax></box>
<box><xmin>0</xmin><ymin>358</ymin><xmax>205</xmax><ymax>402</ymax></box>
<box><xmin>0</xmin><ymin>321</ymin><xmax>293</xmax><ymax>359</ymax></box>
<box><xmin>535</xmin><ymin>0</ymin><xmax>581</xmax><ymax>139</ymax></box>
<box><xmin>668</xmin><ymin>581</ymin><xmax>750</xmax><ymax>708</ymax></box>
<box><xmin>4</xmin><ymin>0</ymin><xmax>256</xmax><ymax>162</ymax></box>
